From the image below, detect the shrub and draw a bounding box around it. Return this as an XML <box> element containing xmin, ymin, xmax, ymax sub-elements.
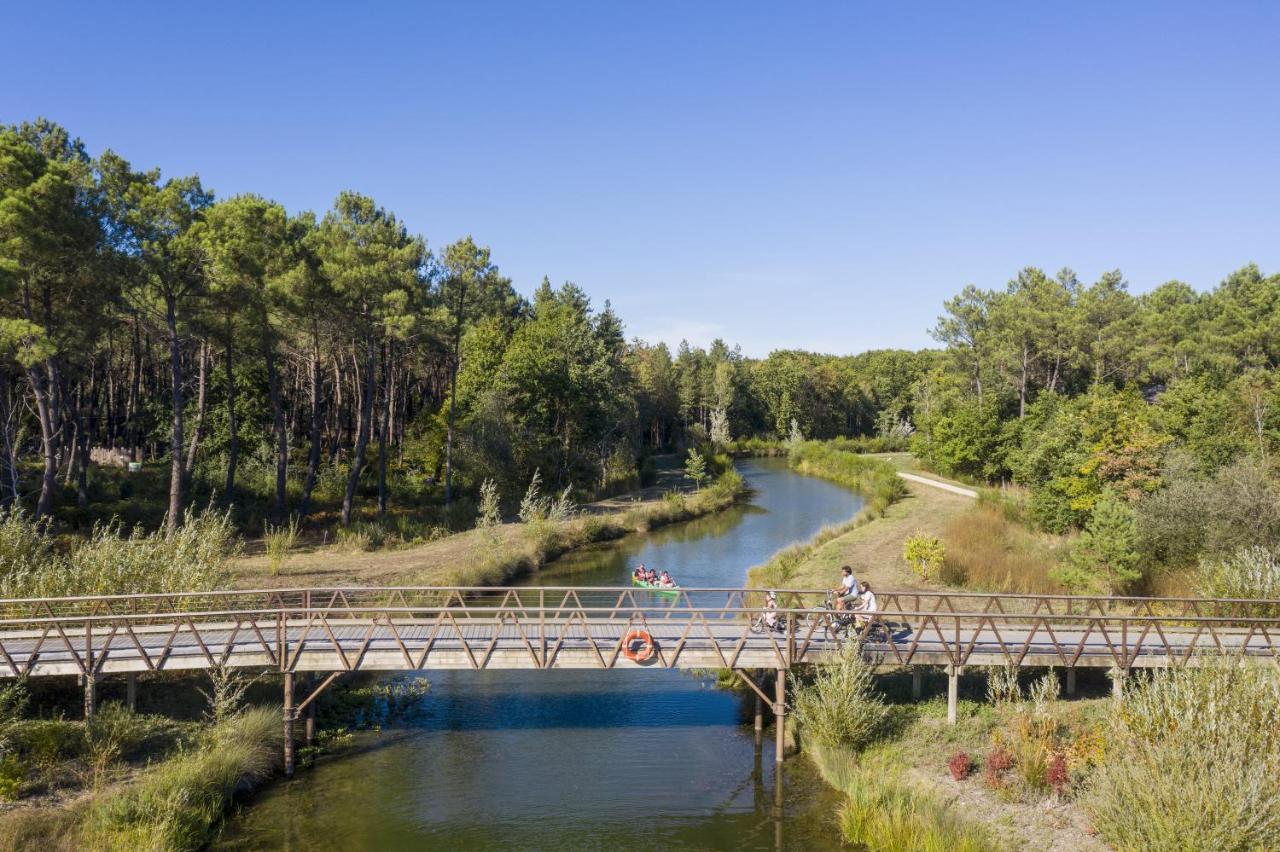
<box><xmin>1197</xmin><ymin>546</ymin><xmax>1280</xmax><ymax>602</ymax></box>
<box><xmin>1053</xmin><ymin>489</ymin><xmax>1141</xmax><ymax>594</ymax></box>
<box><xmin>790</xmin><ymin>643</ymin><xmax>888</xmax><ymax>749</ymax></box>
<box><xmin>0</xmin><ymin>754</ymin><xmax>23</xmax><ymax>801</ymax></box>
<box><xmin>983</xmin><ymin>746</ymin><xmax>1013</xmax><ymax>788</ymax></box>
<box><xmin>903</xmin><ymin>531</ymin><xmax>945</xmax><ymax>581</ymax></box>
<box><xmin>948</xmin><ymin>751</ymin><xmax>973</xmax><ymax>781</ymax></box>
<box><xmin>1085</xmin><ymin>663</ymin><xmax>1280</xmax><ymax>850</ymax></box>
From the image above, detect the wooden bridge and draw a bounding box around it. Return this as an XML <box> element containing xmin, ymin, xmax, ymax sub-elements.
<box><xmin>1</xmin><ymin>586</ymin><xmax>1276</xmax><ymax>773</ymax></box>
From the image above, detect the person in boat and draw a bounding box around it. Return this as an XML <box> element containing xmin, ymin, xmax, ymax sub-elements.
<box><xmin>633</xmin><ymin>566</ymin><xmax>646</xmax><ymax>582</ymax></box>
<box><xmin>659</xmin><ymin>570</ymin><xmax>676</xmax><ymax>588</ymax></box>
<box><xmin>852</xmin><ymin>581</ymin><xmax>878</xmax><ymax>631</ymax></box>
<box><xmin>832</xmin><ymin>565</ymin><xmax>859</xmax><ymax>611</ymax></box>
<box><xmin>645</xmin><ymin>568</ymin><xmax>659</xmax><ymax>584</ymax></box>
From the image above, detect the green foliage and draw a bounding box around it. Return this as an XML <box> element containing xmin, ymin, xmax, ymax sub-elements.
<box><xmin>1053</xmin><ymin>490</ymin><xmax>1141</xmax><ymax>593</ymax></box>
<box><xmin>0</xmin><ymin>754</ymin><xmax>22</xmax><ymax>801</ymax></box>
<box><xmin>903</xmin><ymin>531</ymin><xmax>945</xmax><ymax>581</ymax></box>
<box><xmin>0</xmin><ymin>506</ymin><xmax>237</xmax><ymax>598</ymax></box>
<box><xmin>787</xmin><ymin>441</ymin><xmax>907</xmax><ymax>515</ymax></box>
<box><xmin>263</xmin><ymin>515</ymin><xmax>300</xmax><ymax>576</ymax></box>
<box><xmin>476</xmin><ymin>478</ymin><xmax>501</xmax><ymax>531</ymax></box>
<box><xmin>790</xmin><ymin>644</ymin><xmax>889</xmax><ymax>749</ymax></box>
<box><xmin>683</xmin><ymin>449</ymin><xmax>708</xmax><ymax>490</ymax></box>
<box><xmin>85</xmin><ymin>706</ymin><xmax>281</xmax><ymax>851</ymax></box>
<box><xmin>1086</xmin><ymin>663</ymin><xmax>1280</xmax><ymax>851</ymax></box>
<box><xmin>1197</xmin><ymin>546</ymin><xmax>1280</xmax><ymax>601</ymax></box>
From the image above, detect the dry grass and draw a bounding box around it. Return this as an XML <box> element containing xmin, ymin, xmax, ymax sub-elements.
<box><xmin>939</xmin><ymin>506</ymin><xmax>1069</xmax><ymax>594</ymax></box>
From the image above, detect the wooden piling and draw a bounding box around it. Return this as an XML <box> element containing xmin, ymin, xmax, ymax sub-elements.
<box><xmin>126</xmin><ymin>672</ymin><xmax>137</xmax><ymax>711</ymax></box>
<box><xmin>946</xmin><ymin>666</ymin><xmax>959</xmax><ymax>725</ymax></box>
<box><xmin>283</xmin><ymin>672</ymin><xmax>295</xmax><ymax>778</ymax></box>
<box><xmin>774</xmin><ymin>669</ymin><xmax>786</xmax><ymax>764</ymax></box>
<box><xmin>911</xmin><ymin>668</ymin><xmax>922</xmax><ymax>700</ymax></box>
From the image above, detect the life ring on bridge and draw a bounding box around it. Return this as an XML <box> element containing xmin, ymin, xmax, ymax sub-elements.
<box><xmin>622</xmin><ymin>629</ymin><xmax>656</xmax><ymax>663</ymax></box>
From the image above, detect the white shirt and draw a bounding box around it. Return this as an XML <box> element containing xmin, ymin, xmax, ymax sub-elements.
<box><xmin>858</xmin><ymin>590</ymin><xmax>878</xmax><ymax>613</ymax></box>
<box><xmin>840</xmin><ymin>574</ymin><xmax>857</xmax><ymax>593</ymax></box>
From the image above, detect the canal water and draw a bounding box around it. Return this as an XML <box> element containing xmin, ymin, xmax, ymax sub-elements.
<box><xmin>217</xmin><ymin>458</ymin><xmax>863</xmax><ymax>851</ymax></box>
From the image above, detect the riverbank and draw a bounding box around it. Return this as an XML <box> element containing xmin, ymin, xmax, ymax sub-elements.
<box><xmin>231</xmin><ymin>468</ymin><xmax>750</xmax><ymax>589</ymax></box>
<box><xmin>0</xmin><ymin>706</ymin><xmax>281</xmax><ymax>852</ymax></box>
<box><xmin>749</xmin><ymin>446</ymin><xmax>1107</xmax><ymax>849</ymax></box>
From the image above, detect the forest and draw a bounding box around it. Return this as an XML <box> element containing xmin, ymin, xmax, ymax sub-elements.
<box><xmin>4</xmin><ymin>117</ymin><xmax>1279</xmax><ymax>599</ymax></box>
<box><xmin>0</xmin><ymin>119</ymin><xmax>926</xmax><ymax>535</ymax></box>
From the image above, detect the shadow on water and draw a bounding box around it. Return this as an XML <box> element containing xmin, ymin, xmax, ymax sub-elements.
<box><xmin>217</xmin><ymin>459</ymin><xmax>862</xmax><ymax>851</ymax></box>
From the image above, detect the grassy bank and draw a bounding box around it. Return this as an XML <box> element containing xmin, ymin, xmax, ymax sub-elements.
<box><xmin>413</xmin><ymin>469</ymin><xmax>750</xmax><ymax>587</ymax></box>
<box><xmin>0</xmin><ymin>706</ymin><xmax>281</xmax><ymax>852</ymax></box>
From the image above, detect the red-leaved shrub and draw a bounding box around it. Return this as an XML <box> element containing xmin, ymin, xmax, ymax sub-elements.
<box><xmin>984</xmin><ymin>746</ymin><xmax>1013</xmax><ymax>788</ymax></box>
<box><xmin>948</xmin><ymin>751</ymin><xmax>973</xmax><ymax>781</ymax></box>
<box><xmin>1046</xmin><ymin>753</ymin><xmax>1069</xmax><ymax>792</ymax></box>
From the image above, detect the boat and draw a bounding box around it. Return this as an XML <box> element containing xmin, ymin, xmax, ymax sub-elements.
<box><xmin>631</xmin><ymin>576</ymin><xmax>680</xmax><ymax>597</ymax></box>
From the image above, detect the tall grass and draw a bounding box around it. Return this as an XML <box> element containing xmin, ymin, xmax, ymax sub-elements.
<box><xmin>84</xmin><ymin>706</ymin><xmax>281</xmax><ymax>852</ymax></box>
<box><xmin>1085</xmin><ymin>663</ymin><xmax>1280</xmax><ymax>850</ymax></box>
<box><xmin>807</xmin><ymin>743</ymin><xmax>993</xmax><ymax>852</ymax></box>
<box><xmin>263</xmin><ymin>515</ymin><xmax>301</xmax><ymax>577</ymax></box>
<box><xmin>939</xmin><ymin>505</ymin><xmax>1065</xmax><ymax>594</ymax></box>
<box><xmin>788</xmin><ymin>441</ymin><xmax>907</xmax><ymax>516</ymax></box>
<box><xmin>790</xmin><ymin>643</ymin><xmax>888</xmax><ymax>749</ymax></box>
<box><xmin>0</xmin><ymin>507</ymin><xmax>239</xmax><ymax>598</ymax></box>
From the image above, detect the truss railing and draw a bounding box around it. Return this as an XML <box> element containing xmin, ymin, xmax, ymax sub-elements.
<box><xmin>0</xmin><ymin>586</ymin><xmax>1276</xmax><ymax>678</ymax></box>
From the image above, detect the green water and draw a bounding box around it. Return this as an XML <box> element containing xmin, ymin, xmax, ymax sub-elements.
<box><xmin>217</xmin><ymin>459</ymin><xmax>863</xmax><ymax>851</ymax></box>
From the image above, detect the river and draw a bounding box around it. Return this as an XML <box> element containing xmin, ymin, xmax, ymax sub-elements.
<box><xmin>217</xmin><ymin>458</ymin><xmax>864</xmax><ymax>851</ymax></box>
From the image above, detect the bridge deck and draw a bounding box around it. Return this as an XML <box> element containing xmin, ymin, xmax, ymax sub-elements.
<box><xmin>2</xmin><ymin>613</ymin><xmax>1275</xmax><ymax>677</ymax></box>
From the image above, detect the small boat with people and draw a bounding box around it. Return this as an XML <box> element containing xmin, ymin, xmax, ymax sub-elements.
<box><xmin>631</xmin><ymin>564</ymin><xmax>679</xmax><ymax>596</ymax></box>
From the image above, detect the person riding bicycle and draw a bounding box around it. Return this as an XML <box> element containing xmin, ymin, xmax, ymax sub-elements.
<box><xmin>832</xmin><ymin>565</ymin><xmax>859</xmax><ymax>611</ymax></box>
<box><xmin>762</xmin><ymin>591</ymin><xmax>780</xmax><ymax>631</ymax></box>
<box><xmin>852</xmin><ymin>581</ymin><xmax>878</xmax><ymax>633</ymax></box>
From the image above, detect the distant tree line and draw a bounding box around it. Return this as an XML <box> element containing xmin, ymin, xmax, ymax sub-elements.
<box><xmin>0</xmin><ymin>120</ymin><xmax>935</xmax><ymax>532</ymax></box>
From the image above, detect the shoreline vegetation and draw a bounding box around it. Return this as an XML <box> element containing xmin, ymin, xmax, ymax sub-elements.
<box><xmin>754</xmin><ymin>441</ymin><xmax>1280</xmax><ymax>850</ymax></box>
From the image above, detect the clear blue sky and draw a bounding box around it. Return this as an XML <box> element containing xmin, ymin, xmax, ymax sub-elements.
<box><xmin>6</xmin><ymin>3</ymin><xmax>1279</xmax><ymax>356</ymax></box>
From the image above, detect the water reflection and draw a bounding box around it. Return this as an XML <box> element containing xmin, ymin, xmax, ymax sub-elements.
<box><xmin>218</xmin><ymin>459</ymin><xmax>861</xmax><ymax>851</ymax></box>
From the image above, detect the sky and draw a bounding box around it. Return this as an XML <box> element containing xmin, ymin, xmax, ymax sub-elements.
<box><xmin>5</xmin><ymin>3</ymin><xmax>1280</xmax><ymax>357</ymax></box>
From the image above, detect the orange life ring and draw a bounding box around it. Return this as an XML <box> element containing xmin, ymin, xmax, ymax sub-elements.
<box><xmin>622</xmin><ymin>628</ymin><xmax>656</xmax><ymax>662</ymax></box>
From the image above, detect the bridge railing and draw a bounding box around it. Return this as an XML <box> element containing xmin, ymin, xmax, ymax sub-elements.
<box><xmin>0</xmin><ymin>586</ymin><xmax>1277</xmax><ymax>677</ymax></box>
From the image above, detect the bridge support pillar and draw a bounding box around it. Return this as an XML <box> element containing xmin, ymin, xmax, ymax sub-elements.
<box><xmin>82</xmin><ymin>672</ymin><xmax>97</xmax><ymax>720</ymax></box>
<box><xmin>774</xmin><ymin>669</ymin><xmax>786</xmax><ymax>764</ymax></box>
<box><xmin>305</xmin><ymin>694</ymin><xmax>316</xmax><ymax>747</ymax></box>
<box><xmin>1065</xmin><ymin>667</ymin><xmax>1076</xmax><ymax>697</ymax></box>
<box><xmin>754</xmin><ymin>692</ymin><xmax>763</xmax><ymax>738</ymax></box>
<box><xmin>126</xmin><ymin>672</ymin><xmax>137</xmax><ymax>711</ymax></box>
<box><xmin>911</xmin><ymin>669</ymin><xmax>922</xmax><ymax>700</ymax></box>
<box><xmin>283</xmin><ymin>672</ymin><xmax>295</xmax><ymax>779</ymax></box>
<box><xmin>1110</xmin><ymin>668</ymin><xmax>1126</xmax><ymax>701</ymax></box>
<box><xmin>946</xmin><ymin>666</ymin><xmax>960</xmax><ymax>726</ymax></box>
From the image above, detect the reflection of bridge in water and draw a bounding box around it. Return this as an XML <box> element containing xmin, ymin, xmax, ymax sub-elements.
<box><xmin>2</xmin><ymin>586</ymin><xmax>1277</xmax><ymax>774</ymax></box>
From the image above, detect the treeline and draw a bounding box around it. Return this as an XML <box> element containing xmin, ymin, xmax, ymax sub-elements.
<box><xmin>0</xmin><ymin>119</ymin><xmax>935</xmax><ymax>533</ymax></box>
<box><xmin>914</xmin><ymin>265</ymin><xmax>1280</xmax><ymax>590</ymax></box>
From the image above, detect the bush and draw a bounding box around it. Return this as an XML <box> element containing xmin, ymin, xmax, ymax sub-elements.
<box><xmin>1085</xmin><ymin>663</ymin><xmax>1280</xmax><ymax>850</ymax></box>
<box><xmin>790</xmin><ymin>644</ymin><xmax>888</xmax><ymax>749</ymax></box>
<box><xmin>903</xmin><ymin>531</ymin><xmax>945</xmax><ymax>581</ymax></box>
<box><xmin>948</xmin><ymin>751</ymin><xmax>973</xmax><ymax>781</ymax></box>
<box><xmin>0</xmin><ymin>754</ymin><xmax>23</xmax><ymax>801</ymax></box>
<box><xmin>1053</xmin><ymin>489</ymin><xmax>1141</xmax><ymax>593</ymax></box>
<box><xmin>1197</xmin><ymin>546</ymin><xmax>1280</xmax><ymax>602</ymax></box>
